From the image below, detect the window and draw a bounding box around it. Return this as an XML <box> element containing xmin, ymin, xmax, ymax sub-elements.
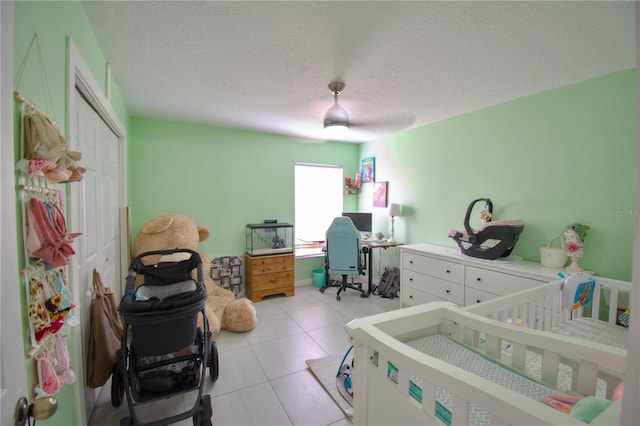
<box><xmin>295</xmin><ymin>163</ymin><xmax>343</xmax><ymax>256</ymax></box>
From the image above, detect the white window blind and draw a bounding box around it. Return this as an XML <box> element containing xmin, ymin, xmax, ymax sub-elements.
<box><xmin>295</xmin><ymin>163</ymin><xmax>343</xmax><ymax>243</ymax></box>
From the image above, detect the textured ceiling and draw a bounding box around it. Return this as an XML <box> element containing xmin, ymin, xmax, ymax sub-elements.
<box><xmin>82</xmin><ymin>1</ymin><xmax>636</xmax><ymax>143</ymax></box>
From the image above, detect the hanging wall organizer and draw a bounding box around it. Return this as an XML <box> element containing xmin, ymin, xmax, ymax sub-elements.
<box><xmin>15</xmin><ymin>33</ymin><xmax>83</xmax><ymax>398</ymax></box>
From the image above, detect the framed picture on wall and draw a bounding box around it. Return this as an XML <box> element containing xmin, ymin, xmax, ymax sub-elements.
<box><xmin>373</xmin><ymin>181</ymin><xmax>388</xmax><ymax>207</ymax></box>
<box><xmin>362</xmin><ymin>157</ymin><xmax>375</xmax><ymax>183</ymax></box>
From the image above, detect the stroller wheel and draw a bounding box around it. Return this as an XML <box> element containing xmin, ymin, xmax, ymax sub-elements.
<box><xmin>193</xmin><ymin>395</ymin><xmax>212</xmax><ymax>425</ymax></box>
<box><xmin>208</xmin><ymin>341</ymin><xmax>219</xmax><ymax>382</ymax></box>
<box><xmin>111</xmin><ymin>364</ymin><xmax>124</xmax><ymax>407</ymax></box>
<box><xmin>193</xmin><ymin>414</ymin><xmax>212</xmax><ymax>426</ymax></box>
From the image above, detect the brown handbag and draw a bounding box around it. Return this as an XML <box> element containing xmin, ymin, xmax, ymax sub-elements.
<box><xmin>87</xmin><ymin>269</ymin><xmax>123</xmax><ymax>388</ymax></box>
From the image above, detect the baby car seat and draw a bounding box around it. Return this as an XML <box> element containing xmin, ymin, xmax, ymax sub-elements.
<box><xmin>448</xmin><ymin>198</ymin><xmax>524</xmax><ymax>260</ymax></box>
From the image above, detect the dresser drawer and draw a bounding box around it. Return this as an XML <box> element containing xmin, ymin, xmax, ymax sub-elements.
<box><xmin>402</xmin><ymin>252</ymin><xmax>464</xmax><ymax>284</ymax></box>
<box><xmin>465</xmin><ymin>266</ymin><xmax>546</xmax><ymax>296</ymax></box>
<box><xmin>403</xmin><ymin>270</ymin><xmax>464</xmax><ymax>305</ymax></box>
<box><xmin>247</xmin><ymin>255</ymin><xmax>294</xmax><ymax>275</ymax></box>
<box><xmin>465</xmin><ymin>286</ymin><xmax>500</xmax><ymax>306</ymax></box>
<box><xmin>402</xmin><ymin>285</ymin><xmax>442</xmax><ymax>307</ymax></box>
<box><xmin>252</xmin><ymin>271</ymin><xmax>294</xmax><ymax>290</ymax></box>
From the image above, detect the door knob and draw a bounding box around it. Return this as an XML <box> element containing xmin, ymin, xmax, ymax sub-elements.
<box><xmin>15</xmin><ymin>397</ymin><xmax>58</xmax><ymax>426</ymax></box>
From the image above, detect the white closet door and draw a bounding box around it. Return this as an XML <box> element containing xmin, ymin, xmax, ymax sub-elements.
<box><xmin>70</xmin><ymin>90</ymin><xmax>122</xmax><ymax>420</ymax></box>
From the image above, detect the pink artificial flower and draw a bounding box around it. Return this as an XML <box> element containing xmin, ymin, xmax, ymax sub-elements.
<box><xmin>28</xmin><ymin>158</ymin><xmax>55</xmax><ymax>174</ymax></box>
<box><xmin>566</xmin><ymin>241</ymin><xmax>581</xmax><ymax>253</ymax></box>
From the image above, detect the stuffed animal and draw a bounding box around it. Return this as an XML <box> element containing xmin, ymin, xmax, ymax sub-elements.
<box><xmin>132</xmin><ymin>214</ymin><xmax>257</xmax><ymax>338</ymax></box>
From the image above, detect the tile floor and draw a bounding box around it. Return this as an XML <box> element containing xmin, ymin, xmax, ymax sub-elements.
<box><xmin>88</xmin><ymin>283</ymin><xmax>399</xmax><ymax>426</ymax></box>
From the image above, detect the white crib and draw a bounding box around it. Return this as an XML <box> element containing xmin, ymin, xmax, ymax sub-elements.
<box><xmin>345</xmin><ymin>302</ymin><xmax>626</xmax><ymax>426</ymax></box>
<box><xmin>466</xmin><ymin>277</ymin><xmax>631</xmax><ymax>337</ymax></box>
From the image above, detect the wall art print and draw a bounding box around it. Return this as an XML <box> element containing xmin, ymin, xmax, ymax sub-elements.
<box><xmin>373</xmin><ymin>181</ymin><xmax>388</xmax><ymax>207</ymax></box>
<box><xmin>361</xmin><ymin>157</ymin><xmax>375</xmax><ymax>183</ymax></box>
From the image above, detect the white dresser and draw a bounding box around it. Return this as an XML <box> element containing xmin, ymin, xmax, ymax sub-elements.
<box><xmin>400</xmin><ymin>243</ymin><xmax>563</xmax><ymax>307</ymax></box>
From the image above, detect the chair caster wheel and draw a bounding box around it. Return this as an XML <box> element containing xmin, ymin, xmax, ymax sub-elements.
<box><xmin>319</xmin><ymin>288</ymin><xmax>325</xmax><ymax>293</ymax></box>
<box><xmin>360</xmin><ymin>293</ymin><xmax>367</xmax><ymax>298</ymax></box>
<box><xmin>336</xmin><ymin>295</ymin><xmax>341</xmax><ymax>301</ymax></box>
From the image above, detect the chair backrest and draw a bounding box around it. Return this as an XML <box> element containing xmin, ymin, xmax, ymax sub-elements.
<box><xmin>326</xmin><ymin>217</ymin><xmax>362</xmax><ymax>275</ymax></box>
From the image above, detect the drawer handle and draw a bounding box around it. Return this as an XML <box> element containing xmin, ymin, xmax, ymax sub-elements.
<box><xmin>409</xmin><ymin>260</ymin><xmax>414</xmax><ymax>264</ymax></box>
<box><xmin>446</xmin><ymin>289</ymin><xmax>450</xmax><ymax>294</ymax></box>
<box><xmin>476</xmin><ymin>277</ymin><xmax>482</xmax><ymax>282</ymax></box>
<box><xmin>409</xmin><ymin>277</ymin><xmax>413</xmax><ymax>282</ymax></box>
<box><xmin>476</xmin><ymin>299</ymin><xmax>481</xmax><ymax>304</ymax></box>
<box><xmin>409</xmin><ymin>295</ymin><xmax>413</xmax><ymax>299</ymax></box>
<box><xmin>446</xmin><ymin>269</ymin><xmax>450</xmax><ymax>274</ymax></box>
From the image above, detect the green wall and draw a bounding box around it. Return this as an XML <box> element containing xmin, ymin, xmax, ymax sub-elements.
<box><xmin>13</xmin><ymin>2</ymin><xmax>129</xmax><ymax>425</ymax></box>
<box><xmin>129</xmin><ymin>69</ymin><xmax>637</xmax><ymax>284</ymax></box>
<box><xmin>128</xmin><ymin>118</ymin><xmax>361</xmax><ymax>278</ymax></box>
<box><xmin>9</xmin><ymin>1</ymin><xmax>638</xmax><ymax>424</ymax></box>
<box><xmin>359</xmin><ymin>69</ymin><xmax>637</xmax><ymax>281</ymax></box>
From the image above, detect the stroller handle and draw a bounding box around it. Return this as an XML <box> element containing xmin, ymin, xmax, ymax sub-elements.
<box><xmin>132</xmin><ymin>248</ymin><xmax>202</xmax><ymax>262</ymax></box>
<box><xmin>125</xmin><ymin>249</ymin><xmax>203</xmax><ymax>293</ymax></box>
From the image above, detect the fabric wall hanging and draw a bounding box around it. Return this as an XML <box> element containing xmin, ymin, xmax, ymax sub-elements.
<box><xmin>14</xmin><ymin>33</ymin><xmax>85</xmax><ymax>184</ymax></box>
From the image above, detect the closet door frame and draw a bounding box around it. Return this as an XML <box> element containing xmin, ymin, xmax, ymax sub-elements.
<box><xmin>66</xmin><ymin>37</ymin><xmax>127</xmax><ymax>425</ymax></box>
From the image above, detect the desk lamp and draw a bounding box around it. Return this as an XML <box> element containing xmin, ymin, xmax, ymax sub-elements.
<box><xmin>387</xmin><ymin>203</ymin><xmax>401</xmax><ymax>243</ymax></box>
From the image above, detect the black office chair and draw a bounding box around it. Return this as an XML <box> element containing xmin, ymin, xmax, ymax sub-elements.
<box><xmin>319</xmin><ymin>217</ymin><xmax>367</xmax><ymax>301</ymax></box>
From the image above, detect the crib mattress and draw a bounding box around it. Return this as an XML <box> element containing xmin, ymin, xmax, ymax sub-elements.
<box><xmin>405</xmin><ymin>335</ymin><xmax>556</xmax><ymax>426</ymax></box>
<box><xmin>551</xmin><ymin>317</ymin><xmax>628</xmax><ymax>349</ymax></box>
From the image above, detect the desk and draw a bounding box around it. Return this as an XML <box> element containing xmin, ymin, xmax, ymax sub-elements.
<box><xmin>361</xmin><ymin>240</ymin><xmax>403</xmax><ymax>297</ymax></box>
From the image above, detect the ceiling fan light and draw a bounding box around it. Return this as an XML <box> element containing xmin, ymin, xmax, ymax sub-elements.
<box><xmin>324</xmin><ymin>122</ymin><xmax>350</xmax><ymax>137</ymax></box>
<box><xmin>323</xmin><ymin>82</ymin><xmax>349</xmax><ymax>137</ymax></box>
<box><xmin>323</xmin><ymin>103</ymin><xmax>349</xmax><ymax>129</ymax></box>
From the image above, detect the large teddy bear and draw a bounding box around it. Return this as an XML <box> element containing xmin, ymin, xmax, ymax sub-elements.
<box><xmin>133</xmin><ymin>213</ymin><xmax>257</xmax><ymax>338</ymax></box>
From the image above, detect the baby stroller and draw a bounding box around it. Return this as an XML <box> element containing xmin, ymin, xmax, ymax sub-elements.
<box><xmin>448</xmin><ymin>198</ymin><xmax>524</xmax><ymax>260</ymax></box>
<box><xmin>111</xmin><ymin>249</ymin><xmax>219</xmax><ymax>426</ymax></box>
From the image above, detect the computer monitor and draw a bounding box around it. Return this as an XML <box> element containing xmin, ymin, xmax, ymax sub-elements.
<box><xmin>342</xmin><ymin>212</ymin><xmax>372</xmax><ymax>233</ymax></box>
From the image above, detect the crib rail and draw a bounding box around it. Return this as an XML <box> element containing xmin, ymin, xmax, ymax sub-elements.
<box><xmin>346</xmin><ymin>302</ymin><xmax>625</xmax><ymax>426</ymax></box>
<box><xmin>466</xmin><ymin>278</ymin><xmax>631</xmax><ymax>331</ymax></box>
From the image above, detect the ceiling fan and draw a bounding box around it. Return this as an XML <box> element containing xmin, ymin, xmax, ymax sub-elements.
<box><xmin>323</xmin><ymin>82</ymin><xmax>350</xmax><ymax>136</ymax></box>
<box><xmin>322</xmin><ymin>81</ymin><xmax>416</xmax><ymax>140</ymax></box>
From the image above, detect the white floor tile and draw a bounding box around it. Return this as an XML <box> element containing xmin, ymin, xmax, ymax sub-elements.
<box><xmin>251</xmin><ymin>333</ymin><xmax>327</xmax><ymax>380</ymax></box>
<box><xmin>207</xmin><ymin>345</ymin><xmax>267</xmax><ymax>397</ymax></box>
<box><xmin>275</xmin><ymin>287</ymin><xmax>328</xmax><ymax>311</ymax></box>
<box><xmin>212</xmin><ymin>382</ymin><xmax>292</xmax><ymax>426</ymax></box>
<box><xmin>271</xmin><ymin>370</ymin><xmax>344</xmax><ymax>426</ymax></box>
<box><xmin>286</xmin><ymin>304</ymin><xmax>350</xmax><ymax>332</ymax></box>
<box><xmin>328</xmin><ymin>418</ymin><xmax>353</xmax><ymax>425</ymax></box>
<box><xmin>215</xmin><ymin>329</ymin><xmax>250</xmax><ymax>353</ymax></box>
<box><xmin>252</xmin><ymin>295</ymin><xmax>286</xmax><ymax>317</ymax></box>
<box><xmin>307</xmin><ymin>323</ymin><xmax>353</xmax><ymax>356</ymax></box>
<box><xmin>245</xmin><ymin>312</ymin><xmax>304</xmax><ymax>345</ymax></box>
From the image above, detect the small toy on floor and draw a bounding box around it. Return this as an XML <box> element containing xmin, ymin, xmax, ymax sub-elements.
<box><xmin>336</xmin><ymin>346</ymin><xmax>354</xmax><ymax>407</ymax></box>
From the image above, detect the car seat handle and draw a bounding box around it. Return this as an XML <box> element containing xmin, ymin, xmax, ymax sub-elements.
<box><xmin>463</xmin><ymin>198</ymin><xmax>492</xmax><ymax>239</ymax></box>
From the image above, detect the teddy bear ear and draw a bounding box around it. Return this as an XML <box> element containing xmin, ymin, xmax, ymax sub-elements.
<box><xmin>141</xmin><ymin>215</ymin><xmax>175</xmax><ymax>234</ymax></box>
<box><xmin>198</xmin><ymin>226</ymin><xmax>210</xmax><ymax>242</ymax></box>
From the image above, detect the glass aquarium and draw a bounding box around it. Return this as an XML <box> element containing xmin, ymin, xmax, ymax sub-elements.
<box><xmin>246</xmin><ymin>222</ymin><xmax>294</xmax><ymax>256</ymax></box>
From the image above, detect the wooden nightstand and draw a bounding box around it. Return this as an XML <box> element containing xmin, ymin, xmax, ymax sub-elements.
<box><xmin>244</xmin><ymin>253</ymin><xmax>295</xmax><ymax>302</ymax></box>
